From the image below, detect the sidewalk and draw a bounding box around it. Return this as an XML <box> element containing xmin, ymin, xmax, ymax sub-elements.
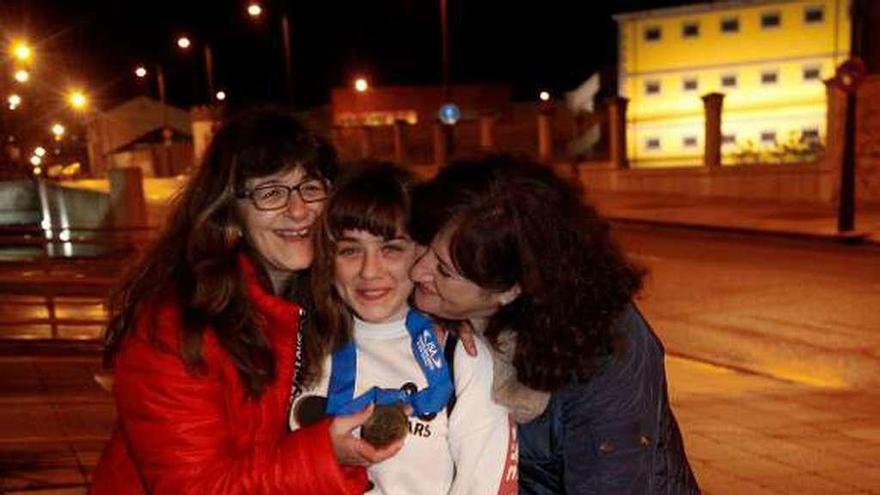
<box><xmin>590</xmin><ymin>191</ymin><xmax>880</xmax><ymax>243</ymax></box>
<box><xmin>1</xmin><ymin>353</ymin><xmax>878</xmax><ymax>494</ymax></box>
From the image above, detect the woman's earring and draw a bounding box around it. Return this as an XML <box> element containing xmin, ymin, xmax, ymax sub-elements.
<box><xmin>224</xmin><ymin>225</ymin><xmax>243</xmax><ymax>247</ymax></box>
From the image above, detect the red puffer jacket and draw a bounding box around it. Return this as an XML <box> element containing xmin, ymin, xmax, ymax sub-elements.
<box><xmin>89</xmin><ymin>256</ymin><xmax>367</xmax><ymax>494</ymax></box>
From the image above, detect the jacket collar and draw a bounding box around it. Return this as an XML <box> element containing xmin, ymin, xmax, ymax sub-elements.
<box><xmin>238</xmin><ymin>253</ymin><xmax>302</xmax><ymax>332</ymax></box>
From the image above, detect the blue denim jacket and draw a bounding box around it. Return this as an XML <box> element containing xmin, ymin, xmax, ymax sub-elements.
<box><xmin>517</xmin><ymin>305</ymin><xmax>699</xmax><ymax>494</ymax></box>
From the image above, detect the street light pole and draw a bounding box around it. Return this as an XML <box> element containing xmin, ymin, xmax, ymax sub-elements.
<box><xmin>281</xmin><ymin>13</ymin><xmax>294</xmax><ymax>107</ymax></box>
<box><xmin>204</xmin><ymin>44</ymin><xmax>215</xmax><ymax>102</ymax></box>
<box><xmin>837</xmin><ymin>0</ymin><xmax>863</xmax><ymax>233</ymax></box>
<box><xmin>440</xmin><ymin>0</ymin><xmax>450</xmax><ymax>102</ymax></box>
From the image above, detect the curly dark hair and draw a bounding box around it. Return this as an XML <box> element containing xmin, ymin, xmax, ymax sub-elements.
<box><xmin>103</xmin><ymin>107</ymin><xmax>338</xmax><ymax>397</ymax></box>
<box><xmin>411</xmin><ymin>155</ymin><xmax>644</xmax><ymax>392</ymax></box>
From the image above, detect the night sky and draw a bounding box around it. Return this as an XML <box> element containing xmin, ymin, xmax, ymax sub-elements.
<box><xmin>3</xmin><ymin>0</ymin><xmax>692</xmax><ymax>111</ymax></box>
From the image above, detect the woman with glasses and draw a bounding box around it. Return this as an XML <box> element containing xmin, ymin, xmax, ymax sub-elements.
<box><xmin>409</xmin><ymin>156</ymin><xmax>699</xmax><ymax>494</ymax></box>
<box><xmin>89</xmin><ymin>108</ymin><xmax>400</xmax><ymax>495</ymax></box>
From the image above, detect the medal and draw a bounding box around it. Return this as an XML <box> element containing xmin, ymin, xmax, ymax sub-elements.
<box><xmin>326</xmin><ymin>308</ymin><xmax>454</xmax><ymax>418</ymax></box>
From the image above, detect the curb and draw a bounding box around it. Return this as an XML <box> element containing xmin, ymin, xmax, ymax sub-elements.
<box><xmin>608</xmin><ymin>216</ymin><xmax>875</xmax><ymax>246</ymax></box>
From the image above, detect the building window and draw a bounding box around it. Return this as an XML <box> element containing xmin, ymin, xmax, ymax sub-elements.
<box><xmin>682</xmin><ymin>22</ymin><xmax>699</xmax><ymax>38</ymax></box>
<box><xmin>645</xmin><ymin>80</ymin><xmax>661</xmax><ymax>95</ymax></box>
<box><xmin>803</xmin><ymin>67</ymin><xmax>822</xmax><ymax>81</ymax></box>
<box><xmin>761</xmin><ymin>12</ymin><xmax>781</xmax><ymax>28</ymax></box>
<box><xmin>761</xmin><ymin>70</ymin><xmax>779</xmax><ymax>85</ymax></box>
<box><xmin>805</xmin><ymin>6</ymin><xmax>824</xmax><ymax>24</ymax></box>
<box><xmin>682</xmin><ymin>78</ymin><xmax>698</xmax><ymax>91</ymax></box>
<box><xmin>682</xmin><ymin>136</ymin><xmax>698</xmax><ymax>148</ymax></box>
<box><xmin>721</xmin><ymin>74</ymin><xmax>738</xmax><ymax>88</ymax></box>
<box><xmin>761</xmin><ymin>131</ymin><xmax>777</xmax><ymax>144</ymax></box>
<box><xmin>722</xmin><ymin>134</ymin><xmax>736</xmax><ymax>145</ymax></box>
<box><xmin>645</xmin><ymin>137</ymin><xmax>661</xmax><ymax>150</ymax></box>
<box><xmin>801</xmin><ymin>128</ymin><xmax>820</xmax><ymax>143</ymax></box>
<box><xmin>721</xmin><ymin>17</ymin><xmax>739</xmax><ymax>33</ymax></box>
<box><xmin>644</xmin><ymin>26</ymin><xmax>662</xmax><ymax>42</ymax></box>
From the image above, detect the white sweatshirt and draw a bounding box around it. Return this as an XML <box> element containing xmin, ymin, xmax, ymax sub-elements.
<box><xmin>289</xmin><ymin>311</ymin><xmax>517</xmax><ymax>495</ymax></box>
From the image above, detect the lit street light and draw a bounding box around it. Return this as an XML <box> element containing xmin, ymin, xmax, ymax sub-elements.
<box><xmin>135</xmin><ymin>66</ymin><xmax>148</xmax><ymax>78</ymax></box>
<box><xmin>177</xmin><ymin>36</ymin><xmax>191</xmax><ymax>49</ymax></box>
<box><xmin>215</xmin><ymin>90</ymin><xmax>226</xmax><ymax>101</ymax></box>
<box><xmin>34</xmin><ymin>146</ymin><xmax>47</xmax><ymax>157</ymax></box>
<box><xmin>7</xmin><ymin>94</ymin><xmax>21</xmax><ymax>110</ymax></box>
<box><xmin>247</xmin><ymin>3</ymin><xmax>263</xmax><ymax>18</ymax></box>
<box><xmin>68</xmin><ymin>90</ymin><xmax>87</xmax><ymax>110</ymax></box>
<box><xmin>539</xmin><ymin>90</ymin><xmax>551</xmax><ymax>102</ymax></box>
<box><xmin>29</xmin><ymin>155</ymin><xmax>41</xmax><ymax>166</ymax></box>
<box><xmin>14</xmin><ymin>69</ymin><xmax>29</xmax><ymax>83</ymax></box>
<box><xmin>11</xmin><ymin>41</ymin><xmax>33</xmax><ymax>63</ymax></box>
<box><xmin>354</xmin><ymin>77</ymin><xmax>369</xmax><ymax>92</ymax></box>
<box><xmin>51</xmin><ymin>123</ymin><xmax>65</xmax><ymax>140</ymax></box>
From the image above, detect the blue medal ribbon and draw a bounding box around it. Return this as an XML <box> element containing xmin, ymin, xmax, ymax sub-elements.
<box><xmin>326</xmin><ymin>308</ymin><xmax>453</xmax><ymax>417</ymax></box>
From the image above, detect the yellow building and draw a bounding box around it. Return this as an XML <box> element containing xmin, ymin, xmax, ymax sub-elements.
<box><xmin>614</xmin><ymin>0</ymin><xmax>851</xmax><ymax>167</ymax></box>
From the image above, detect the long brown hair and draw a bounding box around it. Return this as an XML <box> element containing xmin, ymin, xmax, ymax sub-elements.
<box><xmin>411</xmin><ymin>156</ymin><xmax>644</xmax><ymax>392</ymax></box>
<box><xmin>308</xmin><ymin>162</ymin><xmax>415</xmax><ymax>380</ymax></box>
<box><xmin>103</xmin><ymin>108</ymin><xmax>338</xmax><ymax>397</ymax></box>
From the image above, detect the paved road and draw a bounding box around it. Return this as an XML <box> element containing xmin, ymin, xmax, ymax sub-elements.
<box><xmin>614</xmin><ymin>224</ymin><xmax>880</xmax><ymax>388</ymax></box>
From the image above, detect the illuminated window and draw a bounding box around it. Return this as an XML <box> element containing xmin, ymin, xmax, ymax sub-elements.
<box><xmin>722</xmin><ymin>134</ymin><xmax>736</xmax><ymax>145</ymax></box>
<box><xmin>682</xmin><ymin>22</ymin><xmax>699</xmax><ymax>38</ymax></box>
<box><xmin>801</xmin><ymin>128</ymin><xmax>820</xmax><ymax>142</ymax></box>
<box><xmin>761</xmin><ymin>12</ymin><xmax>781</xmax><ymax>28</ymax></box>
<box><xmin>682</xmin><ymin>136</ymin><xmax>698</xmax><ymax>148</ymax></box>
<box><xmin>644</xmin><ymin>27</ymin><xmax>662</xmax><ymax>42</ymax></box>
<box><xmin>805</xmin><ymin>6</ymin><xmax>824</xmax><ymax>24</ymax></box>
<box><xmin>721</xmin><ymin>17</ymin><xmax>739</xmax><ymax>33</ymax></box>
<box><xmin>645</xmin><ymin>137</ymin><xmax>661</xmax><ymax>150</ymax></box>
<box><xmin>645</xmin><ymin>81</ymin><xmax>661</xmax><ymax>95</ymax></box>
<box><xmin>803</xmin><ymin>67</ymin><xmax>821</xmax><ymax>81</ymax></box>
<box><xmin>761</xmin><ymin>131</ymin><xmax>777</xmax><ymax>144</ymax></box>
<box><xmin>721</xmin><ymin>74</ymin><xmax>738</xmax><ymax>88</ymax></box>
<box><xmin>761</xmin><ymin>71</ymin><xmax>779</xmax><ymax>85</ymax></box>
<box><xmin>682</xmin><ymin>78</ymin><xmax>698</xmax><ymax>91</ymax></box>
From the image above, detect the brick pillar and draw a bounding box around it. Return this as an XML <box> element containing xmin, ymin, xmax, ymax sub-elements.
<box><xmin>393</xmin><ymin>120</ymin><xmax>408</xmax><ymax>164</ymax></box>
<box><xmin>824</xmin><ymin>80</ymin><xmax>848</xmax><ymax>201</ymax></box>
<box><xmin>433</xmin><ymin>121</ymin><xmax>453</xmax><ymax>166</ymax></box>
<box><xmin>702</xmin><ymin>93</ymin><xmax>725</xmax><ymax>168</ymax></box>
<box><xmin>479</xmin><ymin>115</ymin><xmax>496</xmax><ymax>151</ymax></box>
<box><xmin>607</xmin><ymin>96</ymin><xmax>629</xmax><ymax>169</ymax></box>
<box><xmin>108</xmin><ymin>167</ymin><xmax>148</xmax><ymax>228</ymax></box>
<box><xmin>357</xmin><ymin>125</ymin><xmax>373</xmax><ymax>158</ymax></box>
<box><xmin>191</xmin><ymin>105</ymin><xmax>222</xmax><ymax>167</ymax></box>
<box><xmin>537</xmin><ymin>105</ymin><xmax>554</xmax><ymax>162</ymax></box>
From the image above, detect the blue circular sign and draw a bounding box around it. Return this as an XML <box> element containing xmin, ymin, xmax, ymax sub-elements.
<box><xmin>438</xmin><ymin>103</ymin><xmax>461</xmax><ymax>125</ymax></box>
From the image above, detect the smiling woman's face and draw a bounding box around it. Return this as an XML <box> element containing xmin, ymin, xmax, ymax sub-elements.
<box><xmin>409</xmin><ymin>226</ymin><xmax>516</xmax><ymax>322</ymax></box>
<box><xmin>237</xmin><ymin>166</ymin><xmax>326</xmax><ymax>283</ymax></box>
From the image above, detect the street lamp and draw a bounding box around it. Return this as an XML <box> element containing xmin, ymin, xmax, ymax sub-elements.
<box><xmin>354</xmin><ymin>77</ymin><xmax>369</xmax><ymax>92</ymax></box>
<box><xmin>215</xmin><ymin>90</ymin><xmax>226</xmax><ymax>101</ymax></box>
<box><xmin>135</xmin><ymin>66</ymin><xmax>148</xmax><ymax>78</ymax></box>
<box><xmin>175</xmin><ymin>35</ymin><xmax>214</xmax><ymax>102</ymax></box>
<box><xmin>247</xmin><ymin>3</ymin><xmax>263</xmax><ymax>18</ymax></box>
<box><xmin>7</xmin><ymin>94</ymin><xmax>21</xmax><ymax>110</ymax></box>
<box><xmin>68</xmin><ymin>90</ymin><xmax>87</xmax><ymax>110</ymax></box>
<box><xmin>34</xmin><ymin>146</ymin><xmax>46</xmax><ymax>157</ymax></box>
<box><xmin>177</xmin><ymin>36</ymin><xmax>192</xmax><ymax>49</ymax></box>
<box><xmin>539</xmin><ymin>90</ymin><xmax>551</xmax><ymax>102</ymax></box>
<box><xmin>10</xmin><ymin>41</ymin><xmax>33</xmax><ymax>63</ymax></box>
<box><xmin>51</xmin><ymin>123</ymin><xmax>65</xmax><ymax>140</ymax></box>
<box><xmin>13</xmin><ymin>69</ymin><xmax>29</xmax><ymax>83</ymax></box>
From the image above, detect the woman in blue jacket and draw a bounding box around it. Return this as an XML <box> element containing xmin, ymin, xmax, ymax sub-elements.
<box><xmin>409</xmin><ymin>155</ymin><xmax>699</xmax><ymax>494</ymax></box>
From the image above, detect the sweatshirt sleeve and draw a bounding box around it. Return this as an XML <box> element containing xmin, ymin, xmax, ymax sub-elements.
<box><xmin>447</xmin><ymin>337</ymin><xmax>518</xmax><ymax>495</ymax></box>
<box><xmin>113</xmin><ymin>327</ymin><xmax>367</xmax><ymax>495</ymax></box>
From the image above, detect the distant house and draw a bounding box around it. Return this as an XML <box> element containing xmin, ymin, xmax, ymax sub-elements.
<box><xmin>86</xmin><ymin>96</ymin><xmax>193</xmax><ymax>177</ymax></box>
<box><xmin>615</xmin><ymin>0</ymin><xmax>851</xmax><ymax>167</ymax></box>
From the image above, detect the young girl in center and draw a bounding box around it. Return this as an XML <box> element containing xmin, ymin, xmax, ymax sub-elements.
<box><xmin>290</xmin><ymin>162</ymin><xmax>516</xmax><ymax>494</ymax></box>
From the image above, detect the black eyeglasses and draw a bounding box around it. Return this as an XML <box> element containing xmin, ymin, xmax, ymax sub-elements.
<box><xmin>237</xmin><ymin>179</ymin><xmax>329</xmax><ymax>211</ymax></box>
